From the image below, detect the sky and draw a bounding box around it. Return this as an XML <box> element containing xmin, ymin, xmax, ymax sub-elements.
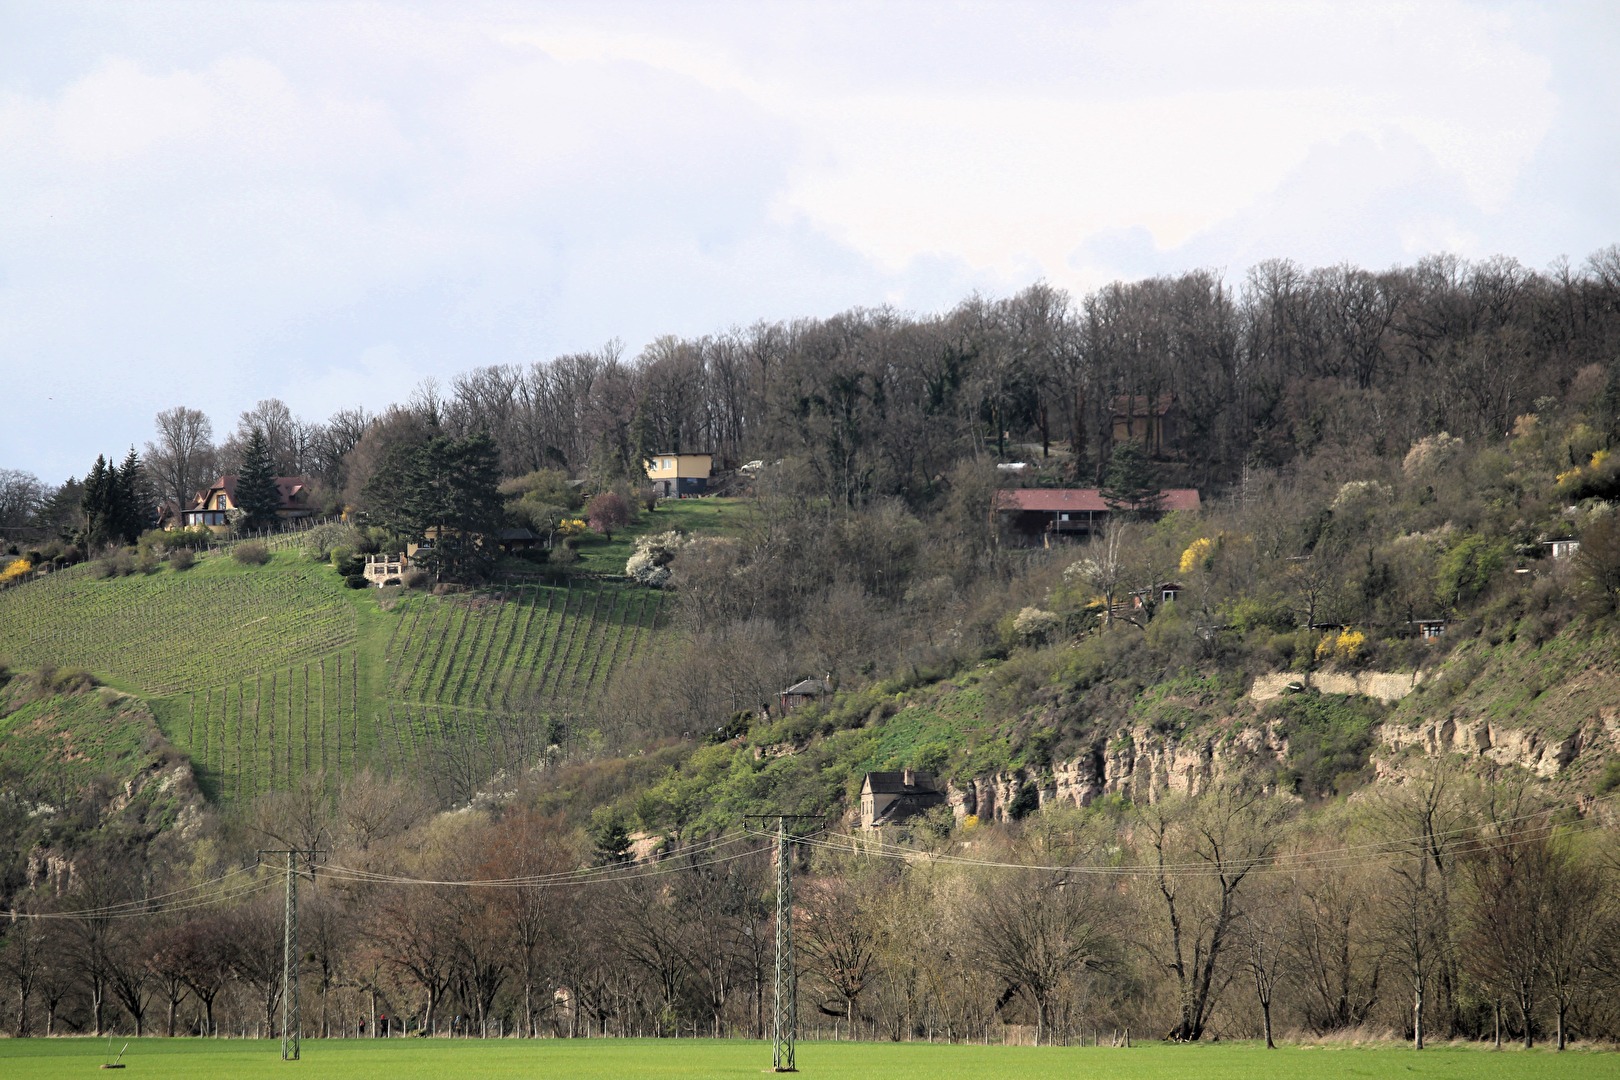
<box><xmin>2</xmin><ymin>0</ymin><xmax>1618</xmax><ymax>483</ymax></box>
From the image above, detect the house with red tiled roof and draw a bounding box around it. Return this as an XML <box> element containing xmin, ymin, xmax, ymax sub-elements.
<box><xmin>181</xmin><ymin>475</ymin><xmax>316</xmax><ymax>534</ymax></box>
<box><xmin>993</xmin><ymin>487</ymin><xmax>1200</xmax><ymax>543</ymax></box>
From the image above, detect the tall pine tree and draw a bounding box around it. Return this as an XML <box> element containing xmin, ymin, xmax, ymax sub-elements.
<box><xmin>81</xmin><ymin>455</ymin><xmax>115</xmax><ymax>547</ymax></box>
<box><xmin>1099</xmin><ymin>439</ymin><xmax>1163</xmax><ymax>520</ymax></box>
<box><xmin>233</xmin><ymin>428</ymin><xmax>282</xmax><ymax>534</ymax></box>
<box><xmin>365</xmin><ymin>431</ymin><xmax>503</xmax><ymax>582</ymax></box>
<box><xmin>114</xmin><ymin>446</ymin><xmax>147</xmax><ymax>543</ymax></box>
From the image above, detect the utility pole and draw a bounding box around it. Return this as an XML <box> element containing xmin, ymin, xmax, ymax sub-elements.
<box><xmin>260</xmin><ymin>849</ymin><xmax>324</xmax><ymax>1060</ymax></box>
<box><xmin>746</xmin><ymin>814</ymin><xmax>820</xmax><ymax>1073</ymax></box>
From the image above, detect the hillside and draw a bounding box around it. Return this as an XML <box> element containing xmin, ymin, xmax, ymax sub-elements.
<box><xmin>0</xmin><ymin>508</ymin><xmax>701</xmax><ymax>802</ymax></box>
<box><xmin>0</xmin><ymin>670</ymin><xmax>205</xmax><ymax>853</ymax></box>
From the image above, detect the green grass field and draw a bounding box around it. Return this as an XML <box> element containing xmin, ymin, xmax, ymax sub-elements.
<box><xmin>0</xmin><ymin>1038</ymin><xmax>1611</xmax><ymax>1080</ymax></box>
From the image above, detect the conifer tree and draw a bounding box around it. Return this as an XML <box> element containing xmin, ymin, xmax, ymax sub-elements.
<box><xmin>365</xmin><ymin>431</ymin><xmax>502</xmax><ymax>582</ymax></box>
<box><xmin>81</xmin><ymin>454</ymin><xmax>115</xmax><ymax>547</ymax></box>
<box><xmin>233</xmin><ymin>428</ymin><xmax>282</xmax><ymax>533</ymax></box>
<box><xmin>1100</xmin><ymin>439</ymin><xmax>1163</xmax><ymax>519</ymax></box>
<box><xmin>114</xmin><ymin>446</ymin><xmax>148</xmax><ymax>544</ymax></box>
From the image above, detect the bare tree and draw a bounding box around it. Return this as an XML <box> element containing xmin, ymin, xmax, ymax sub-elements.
<box><xmin>1140</xmin><ymin>778</ymin><xmax>1288</xmax><ymax>1042</ymax></box>
<box><xmin>144</xmin><ymin>407</ymin><xmax>217</xmax><ymax>517</ymax></box>
<box><xmin>972</xmin><ymin>869</ymin><xmax>1115</xmax><ymax>1045</ymax></box>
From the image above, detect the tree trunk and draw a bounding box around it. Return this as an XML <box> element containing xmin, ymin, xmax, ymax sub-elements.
<box><xmin>1412</xmin><ymin>982</ymin><xmax>1423</xmax><ymax>1050</ymax></box>
<box><xmin>1556</xmin><ymin>1002</ymin><xmax>1567</xmax><ymax>1051</ymax></box>
<box><xmin>1262</xmin><ymin>999</ymin><xmax>1274</xmax><ymax>1049</ymax></box>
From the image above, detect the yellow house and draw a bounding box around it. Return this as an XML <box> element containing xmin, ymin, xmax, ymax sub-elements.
<box><xmin>644</xmin><ymin>452</ymin><xmax>713</xmax><ymax>498</ymax></box>
<box><xmin>181</xmin><ymin>475</ymin><xmax>316</xmax><ymax>534</ymax></box>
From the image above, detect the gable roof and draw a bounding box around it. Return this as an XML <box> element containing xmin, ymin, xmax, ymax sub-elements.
<box><xmin>993</xmin><ymin>488</ymin><xmax>1201</xmax><ymax>514</ymax></box>
<box><xmin>190</xmin><ymin>475</ymin><xmax>313</xmax><ymax>512</ymax></box>
<box><xmin>862</xmin><ymin>770</ymin><xmax>941</xmax><ymax>795</ymax></box>
<box><xmin>781</xmin><ymin>677</ymin><xmax>829</xmax><ymax>697</ymax></box>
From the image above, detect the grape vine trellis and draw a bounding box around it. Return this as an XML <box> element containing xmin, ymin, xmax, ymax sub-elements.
<box><xmin>3</xmin><ymin>548</ymin><xmax>666</xmax><ymax>802</ymax></box>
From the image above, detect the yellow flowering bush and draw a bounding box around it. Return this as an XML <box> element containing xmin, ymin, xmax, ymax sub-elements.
<box><xmin>1313</xmin><ymin>628</ymin><xmax>1366</xmax><ymax>662</ymax></box>
<box><xmin>1179</xmin><ymin>537</ymin><xmax>1214</xmax><ymax>575</ymax></box>
<box><xmin>0</xmin><ymin>558</ymin><xmax>32</xmax><ymax>585</ymax></box>
<box><xmin>558</xmin><ymin>518</ymin><xmax>588</xmax><ymax>538</ymax></box>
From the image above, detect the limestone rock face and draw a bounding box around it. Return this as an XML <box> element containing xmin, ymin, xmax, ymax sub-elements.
<box><xmin>949</xmin><ymin>722</ymin><xmax>1289</xmax><ymax>822</ymax></box>
<box><xmin>1377</xmin><ymin>717</ymin><xmax>1600</xmax><ymax>779</ymax></box>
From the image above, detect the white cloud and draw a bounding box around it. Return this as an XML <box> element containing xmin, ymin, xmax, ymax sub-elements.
<box><xmin>0</xmin><ymin>0</ymin><xmax>1607</xmax><ymax>482</ymax></box>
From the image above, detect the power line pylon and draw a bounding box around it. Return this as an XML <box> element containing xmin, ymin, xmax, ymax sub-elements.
<box><xmin>747</xmin><ymin>813</ymin><xmax>819</xmax><ymax>1073</ymax></box>
<box><xmin>260</xmin><ymin>848</ymin><xmax>323</xmax><ymax>1060</ymax></box>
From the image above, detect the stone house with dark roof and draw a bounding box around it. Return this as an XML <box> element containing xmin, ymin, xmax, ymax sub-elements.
<box><xmin>860</xmin><ymin>769</ymin><xmax>946</xmax><ymax>829</ymax></box>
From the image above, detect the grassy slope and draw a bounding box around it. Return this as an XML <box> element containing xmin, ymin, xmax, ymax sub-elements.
<box><xmin>0</xmin><ymin>677</ymin><xmax>201</xmax><ymax>840</ymax></box>
<box><xmin>1390</xmin><ymin>619</ymin><xmax>1620</xmax><ymax>745</ymax></box>
<box><xmin>0</xmin><ymin>1038</ymin><xmax>1610</xmax><ymax>1080</ymax></box>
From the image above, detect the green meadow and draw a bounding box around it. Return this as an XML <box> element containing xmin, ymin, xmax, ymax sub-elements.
<box><xmin>0</xmin><ymin>1038</ymin><xmax>1612</xmax><ymax>1080</ymax></box>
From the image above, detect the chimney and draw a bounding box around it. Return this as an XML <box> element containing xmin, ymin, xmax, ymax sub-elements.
<box><xmin>903</xmin><ymin>767</ymin><xmax>915</xmax><ymax>789</ymax></box>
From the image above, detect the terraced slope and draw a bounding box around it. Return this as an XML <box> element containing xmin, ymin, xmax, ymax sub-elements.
<box><xmin>0</xmin><ymin>555</ymin><xmax>359</xmax><ymax>696</ymax></box>
<box><xmin>0</xmin><ymin>547</ymin><xmax>665</xmax><ymax>802</ymax></box>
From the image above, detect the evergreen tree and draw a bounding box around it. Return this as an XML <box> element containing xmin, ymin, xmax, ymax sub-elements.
<box><xmin>40</xmin><ymin>476</ymin><xmax>85</xmax><ymax>537</ymax></box>
<box><xmin>591</xmin><ymin>816</ymin><xmax>633</xmax><ymax>866</ymax></box>
<box><xmin>114</xmin><ymin>446</ymin><xmax>148</xmax><ymax>544</ymax></box>
<box><xmin>365</xmin><ymin>431</ymin><xmax>503</xmax><ymax>582</ymax></box>
<box><xmin>1099</xmin><ymin>439</ymin><xmax>1163</xmax><ymax>519</ymax></box>
<box><xmin>81</xmin><ymin>455</ymin><xmax>115</xmax><ymax>547</ymax></box>
<box><xmin>233</xmin><ymin>428</ymin><xmax>282</xmax><ymax>533</ymax></box>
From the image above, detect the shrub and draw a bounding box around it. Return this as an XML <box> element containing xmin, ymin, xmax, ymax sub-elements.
<box><xmin>1313</xmin><ymin>628</ymin><xmax>1367</xmax><ymax>664</ymax></box>
<box><xmin>344</xmin><ymin>573</ymin><xmax>369</xmax><ymax>589</ymax></box>
<box><xmin>134</xmin><ymin>550</ymin><xmax>160</xmax><ymax>574</ymax></box>
<box><xmin>233</xmin><ymin>541</ymin><xmax>270</xmax><ymax>566</ymax></box>
<box><xmin>401</xmin><ymin>568</ymin><xmax>429</xmax><ymax>589</ymax></box>
<box><xmin>302</xmin><ymin>521</ymin><xmax>363</xmax><ymax>562</ymax></box>
<box><xmin>1179</xmin><ymin>537</ymin><xmax>1215</xmax><ymax>575</ymax></box>
<box><xmin>550</xmin><ymin>543</ymin><xmax>579</xmax><ymax>566</ymax></box>
<box><xmin>94</xmin><ymin>550</ymin><xmax>135</xmax><ymax>578</ymax></box>
<box><xmin>586</xmin><ymin>491</ymin><xmax>633</xmax><ymax>541</ymax></box>
<box><xmin>1011</xmin><ymin>606</ymin><xmax>1062</xmax><ymax>646</ymax></box>
<box><xmin>169</xmin><ymin>548</ymin><xmax>196</xmax><ymax>571</ymax></box>
<box><xmin>626</xmin><ymin>530</ymin><xmax>687</xmax><ymax>586</ymax></box>
<box><xmin>0</xmin><ymin>558</ymin><xmax>31</xmax><ymax>586</ymax></box>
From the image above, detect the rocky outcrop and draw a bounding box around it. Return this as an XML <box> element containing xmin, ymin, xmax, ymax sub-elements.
<box><xmin>1250</xmin><ymin>669</ymin><xmax>1424</xmax><ymax>704</ymax></box>
<box><xmin>948</xmin><ymin>722</ymin><xmax>1290</xmax><ymax>822</ymax></box>
<box><xmin>946</xmin><ymin>701</ymin><xmax>1618</xmax><ymax>824</ymax></box>
<box><xmin>1377</xmin><ymin>715</ymin><xmax>1607</xmax><ymax>778</ymax></box>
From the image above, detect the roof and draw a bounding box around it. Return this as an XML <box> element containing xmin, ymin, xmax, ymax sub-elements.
<box><xmin>862</xmin><ymin>770</ymin><xmax>941</xmax><ymax>796</ymax></box>
<box><xmin>497</xmin><ymin>528</ymin><xmax>538</xmax><ymax>541</ymax></box>
<box><xmin>190</xmin><ymin>475</ymin><xmax>313</xmax><ymax>512</ymax></box>
<box><xmin>993</xmin><ymin>488</ymin><xmax>1201</xmax><ymax>513</ymax></box>
<box><xmin>781</xmin><ymin>677</ymin><xmax>829</xmax><ymax>697</ymax></box>
<box><xmin>1112</xmin><ymin>393</ymin><xmax>1177</xmax><ymax>417</ymax></box>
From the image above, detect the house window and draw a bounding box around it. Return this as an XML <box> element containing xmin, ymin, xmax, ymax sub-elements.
<box><xmin>215</xmin><ymin>495</ymin><xmax>227</xmax><ymax>510</ymax></box>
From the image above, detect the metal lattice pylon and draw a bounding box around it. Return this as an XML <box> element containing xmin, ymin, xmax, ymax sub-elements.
<box><xmin>261</xmin><ymin>848</ymin><xmax>323</xmax><ymax>1061</ymax></box>
<box><xmin>772</xmin><ymin>817</ymin><xmax>797</xmax><ymax>1072</ymax></box>
<box><xmin>282</xmin><ymin>851</ymin><xmax>300</xmax><ymax>1061</ymax></box>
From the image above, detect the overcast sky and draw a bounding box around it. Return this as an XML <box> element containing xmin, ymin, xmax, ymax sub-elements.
<box><xmin>3</xmin><ymin>0</ymin><xmax>1618</xmax><ymax>483</ymax></box>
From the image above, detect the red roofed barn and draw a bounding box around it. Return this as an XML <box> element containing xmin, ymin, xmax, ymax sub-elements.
<box><xmin>993</xmin><ymin>487</ymin><xmax>1200</xmax><ymax>543</ymax></box>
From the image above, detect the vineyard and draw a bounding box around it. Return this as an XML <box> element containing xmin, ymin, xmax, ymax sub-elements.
<box><xmin>0</xmin><ymin>553</ymin><xmax>359</xmax><ymax>696</ymax></box>
<box><xmin>0</xmin><ymin>544</ymin><xmax>668</xmax><ymax>803</ymax></box>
